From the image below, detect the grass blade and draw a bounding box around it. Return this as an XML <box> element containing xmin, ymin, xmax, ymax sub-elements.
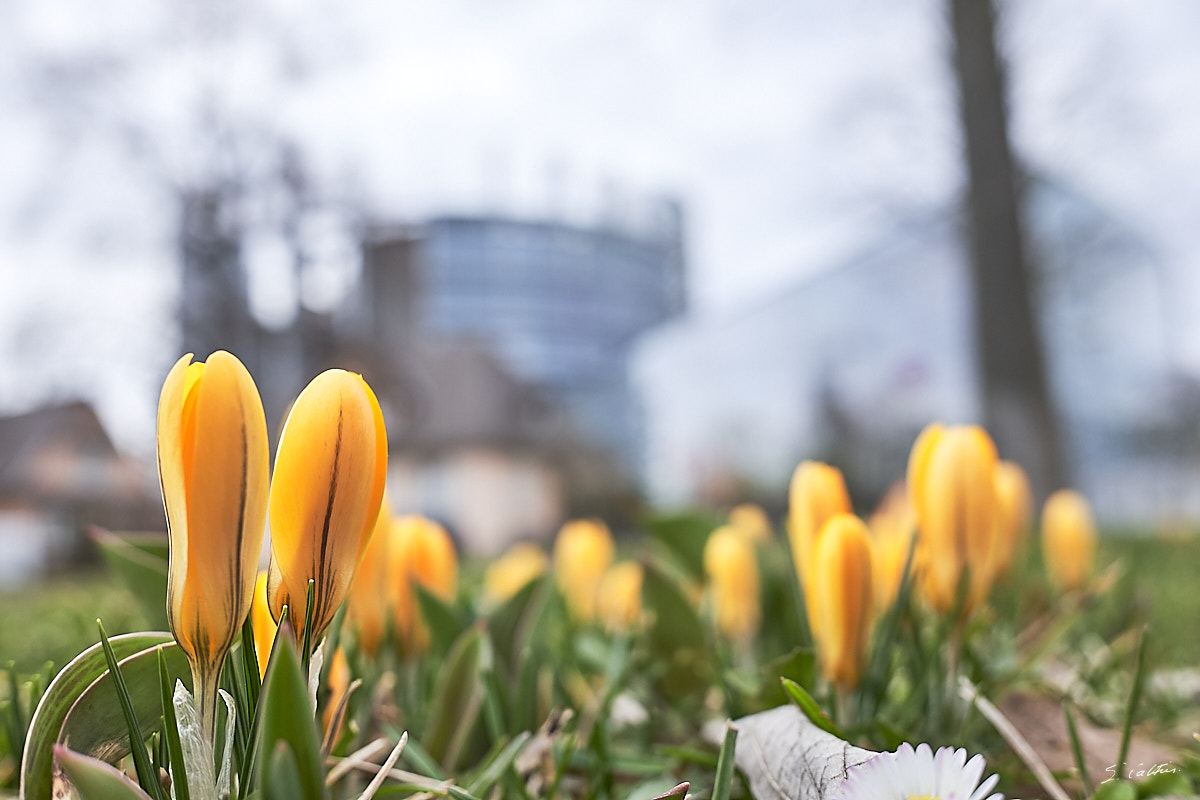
<box><xmin>301</xmin><ymin>580</ymin><xmax>317</xmax><ymax>674</ymax></box>
<box><xmin>256</xmin><ymin>629</ymin><xmax>327</xmax><ymax>799</ymax></box>
<box><xmin>400</xmin><ymin>736</ymin><xmax>449</xmax><ymax>781</ymax></box>
<box><xmin>781</xmin><ymin>678</ymin><xmax>842</xmax><ymax>739</ymax></box>
<box><xmin>711</xmin><ymin>723</ymin><xmax>738</xmax><ymax>800</ymax></box>
<box><xmin>240</xmin><ymin>615</ymin><xmax>261</xmax><ymax>709</ymax></box>
<box><xmin>96</xmin><ymin>620</ymin><xmax>165</xmax><ymax>800</ymax></box>
<box><xmin>7</xmin><ymin>666</ymin><xmax>26</xmax><ymax>765</ymax></box>
<box><xmin>157</xmin><ymin>648</ymin><xmax>189</xmax><ymax>800</ymax></box>
<box><xmin>1116</xmin><ymin>627</ymin><xmax>1148</xmax><ymax>778</ymax></box>
<box><xmin>238</xmin><ymin>604</ymin><xmax>290</xmax><ymax>793</ymax></box>
<box><xmin>467</xmin><ymin>731</ymin><xmax>531</xmax><ymax>796</ymax></box>
<box><xmin>1063</xmin><ymin>704</ymin><xmax>1091</xmax><ymax>797</ymax></box>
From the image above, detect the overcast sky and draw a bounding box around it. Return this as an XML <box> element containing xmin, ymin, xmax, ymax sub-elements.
<box><xmin>1</xmin><ymin>0</ymin><xmax>1198</xmax><ymax>453</ymax></box>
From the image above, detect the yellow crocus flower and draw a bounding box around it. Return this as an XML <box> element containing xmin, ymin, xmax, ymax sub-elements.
<box><xmin>157</xmin><ymin>351</ymin><xmax>269</xmax><ymax>741</ymax></box>
<box><xmin>1041</xmin><ymin>489</ymin><xmax>1096</xmax><ymax>591</ymax></box>
<box><xmin>812</xmin><ymin>514</ymin><xmax>874</xmax><ymax>689</ymax></box>
<box><xmin>483</xmin><ymin>542</ymin><xmax>548</xmax><ymax>607</ymax></box>
<box><xmin>868</xmin><ymin>485</ymin><xmax>916</xmax><ymax>611</ymax></box>
<box><xmin>787</xmin><ymin>461</ymin><xmax>852</xmax><ymax>638</ymax></box>
<box><xmin>267</xmin><ymin>369</ymin><xmax>388</xmax><ymax>648</ymax></box>
<box><xmin>728</xmin><ymin>503</ymin><xmax>772</xmax><ymax>542</ymax></box>
<box><xmin>597</xmin><ymin>561</ymin><xmax>644</xmax><ymax>633</ymax></box>
<box><xmin>993</xmin><ymin>460</ymin><xmax>1033</xmax><ymax>578</ymax></box>
<box><xmin>909</xmin><ymin>424</ymin><xmax>1000</xmax><ymax>613</ymax></box>
<box><xmin>553</xmin><ymin>519</ymin><xmax>614</xmax><ymax>622</ymax></box>
<box><xmin>703</xmin><ymin>525</ymin><xmax>761</xmax><ymax>642</ymax></box>
<box><xmin>906</xmin><ymin>422</ymin><xmax>944</xmax><ymax>528</ymax></box>
<box><xmin>345</xmin><ymin>504</ymin><xmax>393</xmax><ymax>656</ymax></box>
<box><xmin>322</xmin><ymin>645</ymin><xmax>351</xmax><ymax>737</ymax></box>
<box><xmin>389</xmin><ymin>514</ymin><xmax>458</xmax><ymax>655</ymax></box>
<box><xmin>250</xmin><ymin>570</ymin><xmax>277</xmax><ymax>679</ymax></box>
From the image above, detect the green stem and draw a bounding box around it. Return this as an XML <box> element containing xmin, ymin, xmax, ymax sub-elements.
<box><xmin>946</xmin><ymin>623</ymin><xmax>965</xmax><ymax>730</ymax></box>
<box><xmin>190</xmin><ymin>660</ymin><xmax>222</xmax><ymax>747</ymax></box>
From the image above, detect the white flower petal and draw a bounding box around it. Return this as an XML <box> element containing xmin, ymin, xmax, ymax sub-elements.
<box><xmin>970</xmin><ymin>773</ymin><xmax>1001</xmax><ymax>800</ymax></box>
<box><xmin>961</xmin><ymin>753</ymin><xmax>987</xmax><ymax>796</ymax></box>
<box><xmin>836</xmin><ymin>741</ymin><xmax>1004</xmax><ymax>800</ymax></box>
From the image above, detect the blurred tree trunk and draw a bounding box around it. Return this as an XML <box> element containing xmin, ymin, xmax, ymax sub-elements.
<box><xmin>948</xmin><ymin>0</ymin><xmax>1067</xmax><ymax>496</ymax></box>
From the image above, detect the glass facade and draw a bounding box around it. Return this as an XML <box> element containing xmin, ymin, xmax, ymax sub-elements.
<box><xmin>414</xmin><ymin>213</ymin><xmax>685</xmax><ymax>472</ymax></box>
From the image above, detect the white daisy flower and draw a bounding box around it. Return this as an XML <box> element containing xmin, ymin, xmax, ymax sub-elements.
<box><xmin>835</xmin><ymin>742</ymin><xmax>1004</xmax><ymax>800</ymax></box>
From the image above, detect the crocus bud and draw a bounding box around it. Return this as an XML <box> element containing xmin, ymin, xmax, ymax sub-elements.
<box><xmin>868</xmin><ymin>484</ymin><xmax>916</xmax><ymax>611</ymax></box>
<box><xmin>788</xmin><ymin>461</ymin><xmax>852</xmax><ymax>638</ymax></box>
<box><xmin>993</xmin><ymin>460</ymin><xmax>1033</xmax><ymax>578</ymax></box>
<box><xmin>909</xmin><ymin>424</ymin><xmax>1000</xmax><ymax>613</ymax></box>
<box><xmin>389</xmin><ymin>514</ymin><xmax>458</xmax><ymax>656</ymax></box>
<box><xmin>267</xmin><ymin>369</ymin><xmax>388</xmax><ymax>647</ymax></box>
<box><xmin>157</xmin><ymin>351</ymin><xmax>269</xmax><ymax>741</ymax></box>
<box><xmin>1041</xmin><ymin>489</ymin><xmax>1096</xmax><ymax>591</ymax></box>
<box><xmin>728</xmin><ymin>503</ymin><xmax>772</xmax><ymax>542</ymax></box>
<box><xmin>345</xmin><ymin>504</ymin><xmax>393</xmax><ymax>656</ymax></box>
<box><xmin>483</xmin><ymin>542</ymin><xmax>548</xmax><ymax>607</ymax></box>
<box><xmin>322</xmin><ymin>645</ymin><xmax>351</xmax><ymax>736</ymax></box>
<box><xmin>906</xmin><ymin>422</ymin><xmax>944</xmax><ymax>527</ymax></box>
<box><xmin>597</xmin><ymin>561</ymin><xmax>644</xmax><ymax>633</ymax></box>
<box><xmin>812</xmin><ymin>514</ymin><xmax>874</xmax><ymax>689</ymax></box>
<box><xmin>553</xmin><ymin>519</ymin><xmax>615</xmax><ymax>622</ymax></box>
<box><xmin>703</xmin><ymin>526</ymin><xmax>761</xmax><ymax>642</ymax></box>
<box><xmin>250</xmin><ymin>570</ymin><xmax>277</xmax><ymax>679</ymax></box>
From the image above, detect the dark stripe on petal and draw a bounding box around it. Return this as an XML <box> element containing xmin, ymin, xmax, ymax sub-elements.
<box><xmin>315</xmin><ymin>404</ymin><xmax>344</xmax><ymax>633</ymax></box>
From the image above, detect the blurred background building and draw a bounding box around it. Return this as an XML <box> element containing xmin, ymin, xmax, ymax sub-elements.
<box><xmin>637</xmin><ymin>176</ymin><xmax>1199</xmax><ymax>523</ymax></box>
<box><xmin>178</xmin><ymin>197</ymin><xmax>686</xmax><ymax>552</ymax></box>
<box><xmin>0</xmin><ymin>402</ymin><xmax>158</xmax><ymax>583</ymax></box>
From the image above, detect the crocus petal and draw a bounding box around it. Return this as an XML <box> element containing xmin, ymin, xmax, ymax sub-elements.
<box><xmin>250</xmin><ymin>570</ymin><xmax>277</xmax><ymax>679</ymax></box>
<box><xmin>993</xmin><ymin>460</ymin><xmax>1033</xmax><ymax>576</ymax></box>
<box><xmin>483</xmin><ymin>543</ymin><xmax>548</xmax><ymax>606</ymax></box>
<box><xmin>813</xmin><ymin>514</ymin><xmax>873</xmax><ymax>688</ymax></box>
<box><xmin>1042</xmin><ymin>489</ymin><xmax>1096</xmax><ymax>591</ymax></box>
<box><xmin>906</xmin><ymin>422</ymin><xmax>944</xmax><ymax>525</ymax></box>
<box><xmin>553</xmin><ymin>519</ymin><xmax>614</xmax><ymax>622</ymax></box>
<box><xmin>787</xmin><ymin>461</ymin><xmax>852</xmax><ymax>639</ymax></box>
<box><xmin>597</xmin><ymin>561</ymin><xmax>644</xmax><ymax>633</ymax></box>
<box><xmin>704</xmin><ymin>526</ymin><xmax>761</xmax><ymax>641</ymax></box>
<box><xmin>268</xmin><ymin>369</ymin><xmax>388</xmax><ymax>643</ymax></box>
<box><xmin>388</xmin><ymin>515</ymin><xmax>458</xmax><ymax>656</ymax></box>
<box><xmin>914</xmin><ymin>425</ymin><xmax>999</xmax><ymax>613</ymax></box>
<box><xmin>159</xmin><ymin>351</ymin><xmax>269</xmax><ymax>668</ymax></box>
<box><xmin>345</xmin><ymin>505</ymin><xmax>392</xmax><ymax>655</ymax></box>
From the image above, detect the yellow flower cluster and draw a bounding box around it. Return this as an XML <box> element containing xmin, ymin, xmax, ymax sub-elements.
<box><xmin>781</xmin><ymin>422</ymin><xmax>1098</xmax><ymax>690</ymax></box>
<box><xmin>550</xmin><ymin>519</ymin><xmax>644</xmax><ymax>633</ymax></box>
<box><xmin>157</xmin><ymin>352</ymin><xmax>387</xmax><ymax>741</ymax></box>
<box><xmin>906</xmin><ymin>422</ymin><xmax>1093</xmax><ymax>610</ymax></box>
<box><xmin>345</xmin><ymin>511</ymin><xmax>459</xmax><ymax>657</ymax></box>
<box><xmin>786</xmin><ymin>461</ymin><xmax>873</xmax><ymax>688</ymax></box>
<box><xmin>160</xmin><ymin>347</ymin><xmax>1100</xmax><ymax>728</ymax></box>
